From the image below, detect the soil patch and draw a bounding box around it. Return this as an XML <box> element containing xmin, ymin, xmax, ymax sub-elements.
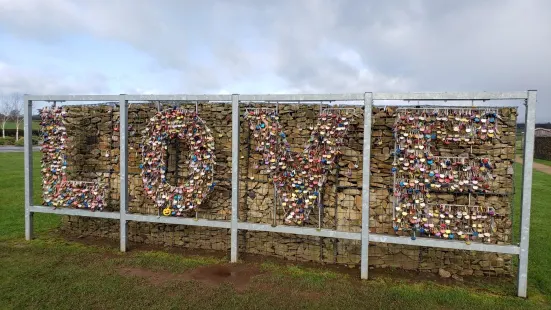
<box><xmin>117</xmin><ymin>263</ymin><xmax>264</xmax><ymax>292</ymax></box>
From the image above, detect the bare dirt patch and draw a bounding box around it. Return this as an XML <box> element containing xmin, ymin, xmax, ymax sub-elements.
<box><xmin>117</xmin><ymin>263</ymin><xmax>264</xmax><ymax>292</ymax></box>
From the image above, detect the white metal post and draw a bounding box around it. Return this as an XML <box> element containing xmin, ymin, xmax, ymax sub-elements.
<box><xmin>24</xmin><ymin>95</ymin><xmax>34</xmax><ymax>240</ymax></box>
<box><xmin>517</xmin><ymin>90</ymin><xmax>537</xmax><ymax>298</ymax></box>
<box><xmin>119</xmin><ymin>95</ymin><xmax>128</xmax><ymax>252</ymax></box>
<box><xmin>231</xmin><ymin>94</ymin><xmax>240</xmax><ymax>262</ymax></box>
<box><xmin>360</xmin><ymin>92</ymin><xmax>373</xmax><ymax>279</ymax></box>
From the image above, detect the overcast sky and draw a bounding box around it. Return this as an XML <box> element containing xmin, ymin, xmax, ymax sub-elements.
<box><xmin>0</xmin><ymin>0</ymin><xmax>549</xmax><ymax>120</ymax></box>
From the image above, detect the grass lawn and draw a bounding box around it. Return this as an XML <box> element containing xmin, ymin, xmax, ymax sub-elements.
<box><xmin>2</xmin><ymin>120</ymin><xmax>40</xmax><ymax>130</ymax></box>
<box><xmin>0</xmin><ymin>152</ymin><xmax>550</xmax><ymax>309</ymax></box>
<box><xmin>514</xmin><ymin>154</ymin><xmax>551</xmax><ymax>167</ymax></box>
<box><xmin>534</xmin><ymin>158</ymin><xmax>551</xmax><ymax>167</ymax></box>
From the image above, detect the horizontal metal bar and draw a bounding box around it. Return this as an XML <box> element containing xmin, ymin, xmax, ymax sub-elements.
<box><xmin>31</xmin><ymin>205</ymin><xmax>519</xmax><ymax>254</ymax></box>
<box><xmin>396</xmin><ymin>107</ymin><xmax>500</xmax><ymax>111</ymax></box>
<box><xmin>239</xmin><ymin>94</ymin><xmax>365</xmax><ymax>102</ymax></box>
<box><xmin>369</xmin><ymin>233</ymin><xmax>520</xmax><ymax>255</ymax></box>
<box><xmin>26</xmin><ymin>93</ymin><xmax>530</xmax><ymax>104</ymax></box>
<box><xmin>66</xmin><ymin>181</ymin><xmax>96</xmax><ymax>184</ymax></box>
<box><xmin>237</xmin><ymin>222</ymin><xmax>362</xmax><ymax>240</ymax></box>
<box><xmin>27</xmin><ymin>95</ymin><xmax>122</xmax><ymax>101</ymax></box>
<box><xmin>244</xmin><ymin>108</ymin><xmax>277</xmax><ymax>113</ymax></box>
<box><xmin>30</xmin><ymin>206</ymin><xmax>120</xmax><ymax>219</ymax></box>
<box><xmin>374</xmin><ymin>92</ymin><xmax>528</xmax><ymax>101</ymax></box>
<box><xmin>424</xmin><ymin>203</ymin><xmax>481</xmax><ymax>208</ymax></box>
<box><xmin>125</xmin><ymin>213</ymin><xmax>231</xmax><ymax>228</ymax></box>
<box><xmin>125</xmin><ymin>95</ymin><xmax>232</xmax><ymax>101</ymax></box>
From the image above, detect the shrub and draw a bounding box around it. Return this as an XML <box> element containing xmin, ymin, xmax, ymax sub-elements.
<box><xmin>0</xmin><ymin>136</ymin><xmax>40</xmax><ymax>146</ymax></box>
<box><xmin>0</xmin><ymin>137</ymin><xmax>15</xmax><ymax>145</ymax></box>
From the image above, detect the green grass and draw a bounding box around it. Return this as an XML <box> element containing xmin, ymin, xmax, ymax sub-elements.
<box><xmin>515</xmin><ymin>138</ymin><xmax>551</xmax><ymax>166</ymax></box>
<box><xmin>2</xmin><ymin>240</ymin><xmax>544</xmax><ymax>310</ymax></box>
<box><xmin>514</xmin><ymin>154</ymin><xmax>551</xmax><ymax>167</ymax></box>
<box><xmin>0</xmin><ymin>153</ymin><xmax>59</xmax><ymax>240</ymax></box>
<box><xmin>0</xmin><ymin>152</ymin><xmax>550</xmax><ymax>309</ymax></box>
<box><xmin>534</xmin><ymin>158</ymin><xmax>551</xmax><ymax>167</ymax></box>
<box><xmin>2</xmin><ymin>120</ymin><xmax>40</xmax><ymax>130</ymax></box>
<box><xmin>513</xmin><ymin>164</ymin><xmax>551</xmax><ymax>295</ymax></box>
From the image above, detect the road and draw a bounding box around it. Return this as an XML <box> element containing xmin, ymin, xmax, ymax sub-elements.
<box><xmin>515</xmin><ymin>155</ymin><xmax>551</xmax><ymax>175</ymax></box>
<box><xmin>0</xmin><ymin>146</ymin><xmax>41</xmax><ymax>153</ymax></box>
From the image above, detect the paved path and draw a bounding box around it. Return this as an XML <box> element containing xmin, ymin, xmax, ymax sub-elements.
<box><xmin>515</xmin><ymin>155</ymin><xmax>551</xmax><ymax>175</ymax></box>
<box><xmin>0</xmin><ymin>146</ymin><xmax>41</xmax><ymax>153</ymax></box>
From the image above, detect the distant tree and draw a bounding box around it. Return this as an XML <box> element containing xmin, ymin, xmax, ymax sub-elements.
<box><xmin>0</xmin><ymin>93</ymin><xmax>24</xmax><ymax>140</ymax></box>
<box><xmin>9</xmin><ymin>93</ymin><xmax>24</xmax><ymax>141</ymax></box>
<box><xmin>9</xmin><ymin>109</ymin><xmax>20</xmax><ymax>118</ymax></box>
<box><xmin>0</xmin><ymin>92</ymin><xmax>16</xmax><ymax>138</ymax></box>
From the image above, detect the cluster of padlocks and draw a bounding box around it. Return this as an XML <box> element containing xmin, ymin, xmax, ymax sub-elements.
<box><xmin>140</xmin><ymin>108</ymin><xmax>216</xmax><ymax>216</ymax></box>
<box><xmin>244</xmin><ymin>108</ymin><xmax>354</xmax><ymax>225</ymax></box>
<box><xmin>392</xmin><ymin>108</ymin><xmax>502</xmax><ymax>243</ymax></box>
<box><xmin>40</xmin><ymin>106</ymin><xmax>107</xmax><ymax>210</ymax></box>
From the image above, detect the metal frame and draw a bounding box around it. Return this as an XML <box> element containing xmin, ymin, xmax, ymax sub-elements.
<box><xmin>23</xmin><ymin>91</ymin><xmax>536</xmax><ymax>298</ymax></box>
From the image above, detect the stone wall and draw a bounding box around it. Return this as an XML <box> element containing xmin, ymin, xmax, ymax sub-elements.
<box><xmin>535</xmin><ymin>137</ymin><xmax>551</xmax><ymax>160</ymax></box>
<box><xmin>51</xmin><ymin>103</ymin><xmax>517</xmax><ymax>277</ymax></box>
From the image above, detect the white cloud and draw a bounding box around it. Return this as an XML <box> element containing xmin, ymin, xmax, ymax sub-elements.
<box><xmin>0</xmin><ymin>0</ymin><xmax>549</xmax><ymax>119</ymax></box>
<box><xmin>0</xmin><ymin>61</ymin><xmax>109</xmax><ymax>94</ymax></box>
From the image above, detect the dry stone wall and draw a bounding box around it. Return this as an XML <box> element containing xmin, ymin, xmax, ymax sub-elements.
<box><xmin>53</xmin><ymin>103</ymin><xmax>517</xmax><ymax>277</ymax></box>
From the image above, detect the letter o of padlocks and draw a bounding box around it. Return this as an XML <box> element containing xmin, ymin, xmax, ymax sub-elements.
<box><xmin>140</xmin><ymin>108</ymin><xmax>216</xmax><ymax>216</ymax></box>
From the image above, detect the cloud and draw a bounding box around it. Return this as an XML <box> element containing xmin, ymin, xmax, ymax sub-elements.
<box><xmin>0</xmin><ymin>61</ymin><xmax>109</xmax><ymax>95</ymax></box>
<box><xmin>0</xmin><ymin>0</ymin><xmax>549</xmax><ymax>119</ymax></box>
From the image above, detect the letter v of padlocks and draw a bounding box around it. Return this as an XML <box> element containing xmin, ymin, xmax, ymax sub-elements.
<box><xmin>244</xmin><ymin>108</ymin><xmax>354</xmax><ymax>225</ymax></box>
